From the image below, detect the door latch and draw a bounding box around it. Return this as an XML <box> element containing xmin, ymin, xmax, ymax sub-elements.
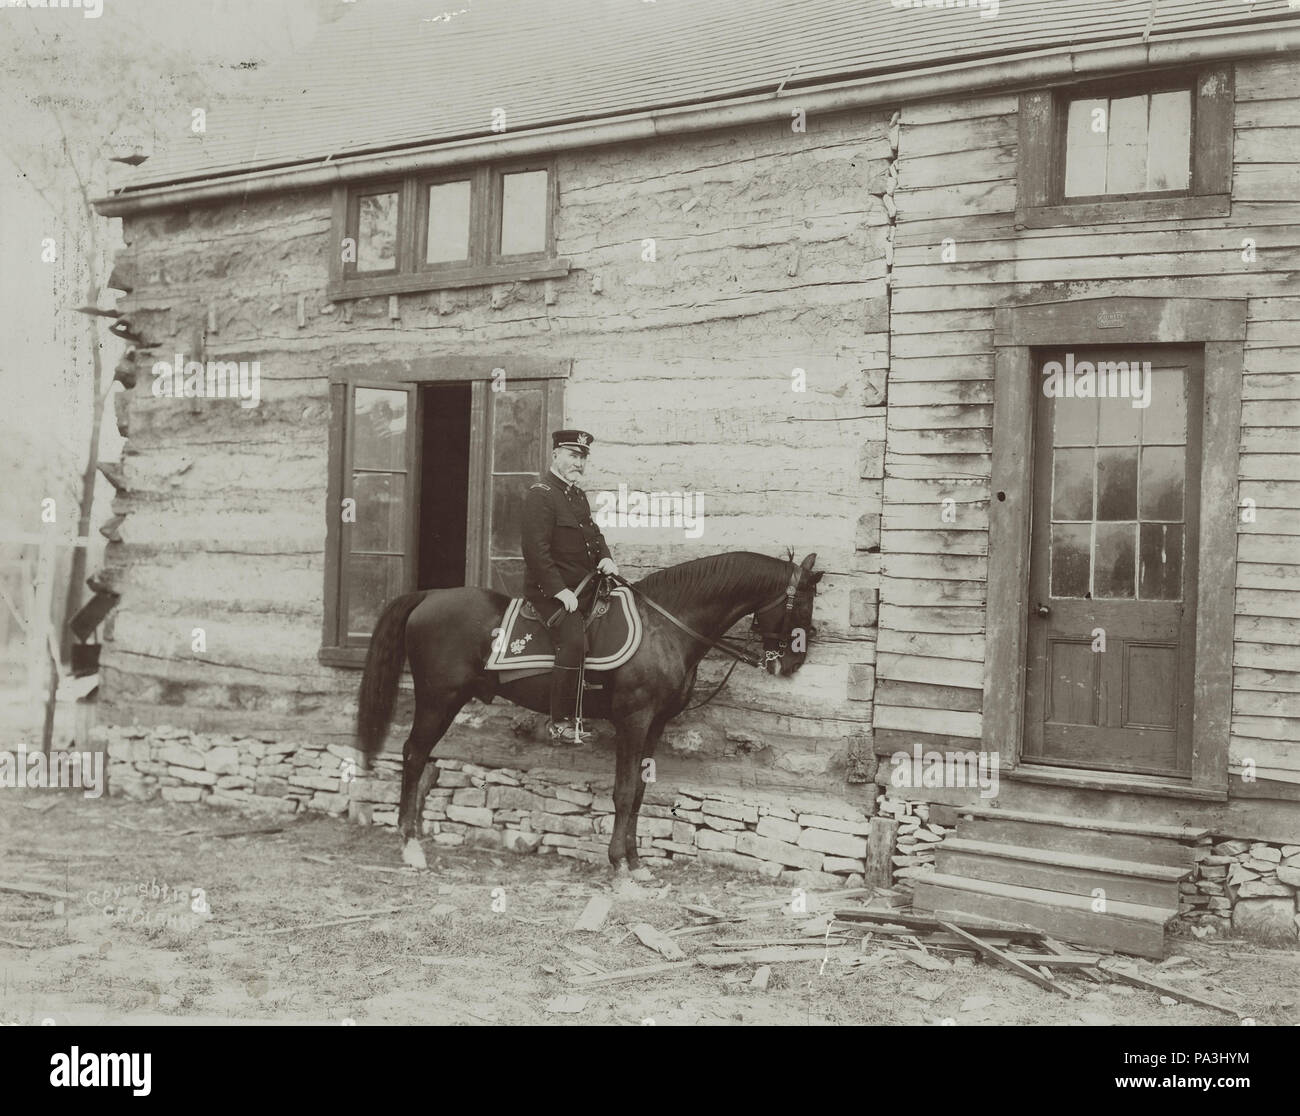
<box><xmin>1035</xmin><ymin>603</ymin><xmax>1051</xmax><ymax>618</ymax></box>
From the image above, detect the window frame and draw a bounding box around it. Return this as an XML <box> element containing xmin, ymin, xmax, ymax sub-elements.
<box><xmin>344</xmin><ymin>180</ymin><xmax>407</xmax><ymax>278</ymax></box>
<box><xmin>414</xmin><ymin>168</ymin><xmax>481</xmax><ymax>274</ymax></box>
<box><xmin>1017</xmin><ymin>64</ymin><xmax>1233</xmax><ymax>229</ymax></box>
<box><xmin>320</xmin><ymin>357</ymin><xmax>570</xmax><ymax>668</ymax></box>
<box><xmin>329</xmin><ymin>158</ymin><xmax>569</xmax><ymax>301</ymax></box>
<box><xmin>321</xmin><ymin>379</ymin><xmax>422</xmax><ymax>662</ymax></box>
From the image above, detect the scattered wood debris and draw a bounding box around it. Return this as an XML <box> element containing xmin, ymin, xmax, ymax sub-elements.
<box><xmin>632</xmin><ymin>923</ymin><xmax>687</xmax><ymax>961</ymax></box>
<box><xmin>1098</xmin><ymin>959</ymin><xmax>1246</xmax><ymax>1017</ymax></box>
<box><xmin>569</xmin><ymin>960</ymin><xmax>694</xmax><ymax>987</ymax></box>
<box><xmin>939</xmin><ymin>922</ymin><xmax>1073</xmax><ymax>996</ymax></box>
<box><xmin>574</xmin><ymin>894</ymin><xmax>612</xmax><ymax>933</ymax></box>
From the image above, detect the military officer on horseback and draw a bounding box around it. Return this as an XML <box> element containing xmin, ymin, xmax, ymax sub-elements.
<box><xmin>521</xmin><ymin>429</ymin><xmax>618</xmax><ymax>744</ymax></box>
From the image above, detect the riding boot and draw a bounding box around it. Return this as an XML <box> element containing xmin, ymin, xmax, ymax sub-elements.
<box><xmin>548</xmin><ymin>665</ymin><xmax>584</xmax><ymax>745</ymax></box>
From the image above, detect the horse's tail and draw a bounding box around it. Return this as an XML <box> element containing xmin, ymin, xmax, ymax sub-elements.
<box><xmin>356</xmin><ymin>591</ymin><xmax>426</xmax><ymax>759</ymax></box>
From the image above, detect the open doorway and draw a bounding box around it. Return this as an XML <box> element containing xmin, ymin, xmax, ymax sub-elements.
<box><xmin>417</xmin><ymin>382</ymin><xmax>471</xmax><ymax>590</ymax></box>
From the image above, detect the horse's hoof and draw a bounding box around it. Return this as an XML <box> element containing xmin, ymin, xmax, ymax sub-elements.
<box><xmin>401</xmin><ymin>839</ymin><xmax>428</xmax><ymax>870</ymax></box>
<box><xmin>630</xmin><ymin>867</ymin><xmax>656</xmax><ymax>884</ymax></box>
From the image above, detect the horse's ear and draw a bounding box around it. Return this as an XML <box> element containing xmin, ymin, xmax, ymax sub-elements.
<box><xmin>809</xmin><ymin>569</ymin><xmax>824</xmax><ymax>585</ymax></box>
<box><xmin>800</xmin><ymin>552</ymin><xmax>817</xmax><ymax>571</ymax></box>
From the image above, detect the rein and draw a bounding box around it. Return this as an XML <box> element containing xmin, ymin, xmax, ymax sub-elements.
<box><xmin>609</xmin><ymin>566</ymin><xmax>804</xmax><ymax>671</ymax></box>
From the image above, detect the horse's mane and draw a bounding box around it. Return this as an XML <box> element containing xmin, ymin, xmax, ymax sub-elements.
<box><xmin>633</xmin><ymin>551</ymin><xmax>790</xmax><ymax>610</ymax></box>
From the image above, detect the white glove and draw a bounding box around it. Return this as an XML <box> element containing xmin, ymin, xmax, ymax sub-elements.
<box><xmin>555</xmin><ymin>588</ymin><xmax>579</xmax><ymax>612</ymax></box>
<box><xmin>597</xmin><ymin>558</ymin><xmax>618</xmax><ymax>576</ymax></box>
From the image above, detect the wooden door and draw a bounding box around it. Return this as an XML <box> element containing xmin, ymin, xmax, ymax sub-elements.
<box><xmin>1023</xmin><ymin>346</ymin><xmax>1203</xmax><ymax>776</ymax></box>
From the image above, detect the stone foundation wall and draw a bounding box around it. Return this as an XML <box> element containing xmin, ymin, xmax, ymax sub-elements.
<box><xmin>97</xmin><ymin>723</ymin><xmax>1300</xmax><ymax>941</ymax></box>
<box><xmin>99</xmin><ymin>724</ymin><xmax>883</xmax><ymax>889</ymax></box>
<box><xmin>1178</xmin><ymin>837</ymin><xmax>1300</xmax><ymax>942</ymax></box>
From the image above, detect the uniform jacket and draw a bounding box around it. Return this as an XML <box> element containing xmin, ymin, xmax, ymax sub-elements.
<box><xmin>521</xmin><ymin>470</ymin><xmax>611</xmax><ymax>605</ymax></box>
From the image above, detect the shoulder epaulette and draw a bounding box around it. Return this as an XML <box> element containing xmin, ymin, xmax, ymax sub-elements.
<box><xmin>529</xmin><ymin>482</ymin><xmax>551</xmax><ymax>491</ymax></box>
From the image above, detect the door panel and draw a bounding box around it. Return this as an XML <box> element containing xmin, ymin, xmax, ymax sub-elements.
<box><xmin>1023</xmin><ymin>346</ymin><xmax>1202</xmax><ymax>776</ymax></box>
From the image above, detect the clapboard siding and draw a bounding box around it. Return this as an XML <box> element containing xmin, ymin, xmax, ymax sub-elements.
<box><xmin>875</xmin><ymin>61</ymin><xmax>1300</xmax><ymax>785</ymax></box>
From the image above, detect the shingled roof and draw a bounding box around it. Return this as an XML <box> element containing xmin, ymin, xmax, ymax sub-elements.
<box><xmin>126</xmin><ymin>0</ymin><xmax>1299</xmax><ymax>191</ymax></box>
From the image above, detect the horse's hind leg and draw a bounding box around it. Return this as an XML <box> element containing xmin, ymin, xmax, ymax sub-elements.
<box><xmin>397</xmin><ymin>695</ymin><xmax>460</xmax><ymax>869</ymax></box>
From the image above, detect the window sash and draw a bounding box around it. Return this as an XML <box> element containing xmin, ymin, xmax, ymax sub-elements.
<box><xmin>325</xmin><ymin>380</ymin><xmax>420</xmax><ymax>650</ymax></box>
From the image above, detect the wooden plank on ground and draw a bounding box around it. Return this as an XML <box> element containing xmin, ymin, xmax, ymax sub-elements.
<box><xmin>834</xmin><ymin>907</ymin><xmax>1045</xmax><ymax>939</ymax></box>
<box><xmin>1097</xmin><ymin>960</ymin><xmax>1245</xmax><ymax>1017</ymax></box>
<box><xmin>569</xmin><ymin>961</ymin><xmax>694</xmax><ymax>987</ymax></box>
<box><xmin>939</xmin><ymin>921</ymin><xmax>1073</xmax><ymax>996</ymax></box>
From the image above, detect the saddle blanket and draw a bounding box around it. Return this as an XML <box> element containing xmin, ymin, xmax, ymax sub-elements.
<box><xmin>484</xmin><ymin>585</ymin><xmax>643</xmax><ymax>672</ymax></box>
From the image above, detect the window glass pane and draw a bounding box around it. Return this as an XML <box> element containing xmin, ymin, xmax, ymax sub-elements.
<box><xmin>1051</xmin><ymin>523</ymin><xmax>1091</xmax><ymax>598</ymax></box>
<box><xmin>357</xmin><ymin>191</ymin><xmax>398</xmax><ymax>271</ymax></box>
<box><xmin>1064</xmin><ymin>90</ymin><xmax>1190</xmax><ymax>198</ymax></box>
<box><xmin>490</xmin><ymin>475</ymin><xmax>532</xmax><ymax>557</ymax></box>
<box><xmin>1053</xmin><ymin>448</ymin><xmax>1094</xmax><ymax>521</ymax></box>
<box><xmin>1053</xmin><ymin>394</ymin><xmax>1097</xmax><ymax>446</ymax></box>
<box><xmin>1147</xmin><ymin>91</ymin><xmax>1191</xmax><ymax>192</ymax></box>
<box><xmin>1096</xmin><ymin>447</ymin><xmax>1138</xmax><ymax>520</ymax></box>
<box><xmin>353</xmin><ymin>388</ymin><xmax>407</xmax><ymax>471</ymax></box>
<box><xmin>1142</xmin><ymin>366</ymin><xmax>1187</xmax><ymax>444</ymax></box>
<box><xmin>1105</xmin><ymin>95</ymin><xmax>1149</xmax><ymax>194</ymax></box>
<box><xmin>500</xmin><ymin>170</ymin><xmax>548</xmax><ymax>255</ymax></box>
<box><xmin>352</xmin><ymin>472</ymin><xmax>405</xmax><ymax>552</ymax></box>
<box><xmin>1097</xmin><ymin>385</ymin><xmax>1142</xmax><ymax>446</ymax></box>
<box><xmin>1139</xmin><ymin>523</ymin><xmax>1183</xmax><ymax>600</ymax></box>
<box><xmin>347</xmin><ymin>554</ymin><xmax>404</xmax><ymax>639</ymax></box>
<box><xmin>1140</xmin><ymin>445</ymin><xmax>1184</xmax><ymax>521</ymax></box>
<box><xmin>426</xmin><ymin>180</ymin><xmax>471</xmax><ymax>263</ymax></box>
<box><xmin>492</xmin><ymin>387</ymin><xmax>544</xmax><ymax>472</ymax></box>
<box><xmin>1064</xmin><ymin>98</ymin><xmax>1108</xmax><ymax>197</ymax></box>
<box><xmin>1094</xmin><ymin>523</ymin><xmax>1136</xmax><ymax>599</ymax></box>
<box><xmin>490</xmin><ymin>557</ymin><xmax>527</xmax><ymax>598</ymax></box>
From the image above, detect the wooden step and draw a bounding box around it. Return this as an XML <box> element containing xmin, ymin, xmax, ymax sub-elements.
<box><xmin>936</xmin><ymin>838</ymin><xmax>1187</xmax><ymax>909</ymax></box>
<box><xmin>913</xmin><ymin>873</ymin><xmax>1176</xmax><ymax>959</ymax></box>
<box><xmin>955</xmin><ymin>817</ymin><xmax>1195</xmax><ymax>868</ymax></box>
<box><xmin>952</xmin><ymin>806</ymin><xmax>1209</xmax><ymax>841</ymax></box>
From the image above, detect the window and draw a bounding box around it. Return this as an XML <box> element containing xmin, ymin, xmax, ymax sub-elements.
<box><xmin>329</xmin><ymin>160</ymin><xmax>568</xmax><ymax>300</ymax></box>
<box><xmin>1017</xmin><ymin>66</ymin><xmax>1233</xmax><ymax>227</ymax></box>
<box><xmin>321</xmin><ymin>361</ymin><xmax>566</xmax><ymax>665</ymax></box>
<box><xmin>1063</xmin><ymin>90</ymin><xmax>1191</xmax><ymax>199</ymax></box>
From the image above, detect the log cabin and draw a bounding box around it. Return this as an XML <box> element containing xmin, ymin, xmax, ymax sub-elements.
<box><xmin>94</xmin><ymin>0</ymin><xmax>1300</xmax><ymax>950</ymax></box>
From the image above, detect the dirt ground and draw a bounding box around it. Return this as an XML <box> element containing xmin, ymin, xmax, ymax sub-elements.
<box><xmin>2</xmin><ymin>790</ymin><xmax>1298</xmax><ymax>1026</ymax></box>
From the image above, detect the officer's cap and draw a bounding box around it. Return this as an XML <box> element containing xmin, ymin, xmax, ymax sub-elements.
<box><xmin>552</xmin><ymin>429</ymin><xmax>595</xmax><ymax>457</ymax></box>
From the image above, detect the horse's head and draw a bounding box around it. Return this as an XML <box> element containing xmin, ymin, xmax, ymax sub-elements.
<box><xmin>754</xmin><ymin>552</ymin><xmax>823</xmax><ymax>676</ymax></box>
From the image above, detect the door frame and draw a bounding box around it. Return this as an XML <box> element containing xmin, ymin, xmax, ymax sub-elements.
<box><xmin>985</xmin><ymin>296</ymin><xmax>1244</xmax><ymax>794</ymax></box>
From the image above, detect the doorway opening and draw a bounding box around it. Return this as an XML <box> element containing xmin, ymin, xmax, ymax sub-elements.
<box><xmin>417</xmin><ymin>382</ymin><xmax>472</xmax><ymax>590</ymax></box>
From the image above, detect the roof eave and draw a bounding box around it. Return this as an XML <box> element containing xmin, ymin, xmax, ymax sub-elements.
<box><xmin>94</xmin><ymin>20</ymin><xmax>1300</xmax><ymax>218</ymax></box>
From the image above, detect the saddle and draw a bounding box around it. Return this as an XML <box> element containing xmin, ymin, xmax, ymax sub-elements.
<box><xmin>484</xmin><ymin>585</ymin><xmax>643</xmax><ymax>680</ymax></box>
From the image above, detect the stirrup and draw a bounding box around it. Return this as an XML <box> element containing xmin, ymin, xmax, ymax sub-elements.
<box><xmin>547</xmin><ymin>718</ymin><xmax>586</xmax><ymax>745</ymax></box>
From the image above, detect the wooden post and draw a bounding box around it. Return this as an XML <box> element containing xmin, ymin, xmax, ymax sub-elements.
<box><xmin>864</xmin><ymin>816</ymin><xmax>899</xmax><ymax>889</ymax></box>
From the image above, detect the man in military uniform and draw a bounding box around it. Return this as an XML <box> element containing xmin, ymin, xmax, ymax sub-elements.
<box><xmin>521</xmin><ymin>429</ymin><xmax>618</xmax><ymax>744</ymax></box>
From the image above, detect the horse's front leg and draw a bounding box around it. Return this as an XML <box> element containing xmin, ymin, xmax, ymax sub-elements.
<box><xmin>622</xmin><ymin>715</ymin><xmax>668</xmax><ymax>883</ymax></box>
<box><xmin>608</xmin><ymin>712</ymin><xmax>652</xmax><ymax>875</ymax></box>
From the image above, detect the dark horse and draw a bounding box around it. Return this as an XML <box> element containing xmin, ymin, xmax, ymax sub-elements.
<box><xmin>356</xmin><ymin>551</ymin><xmax>822</xmax><ymax>879</ymax></box>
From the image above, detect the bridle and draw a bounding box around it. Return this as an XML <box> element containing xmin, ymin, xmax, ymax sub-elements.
<box><xmin>609</xmin><ymin>562</ymin><xmax>815</xmax><ymax>672</ymax></box>
<box><xmin>749</xmin><ymin>563</ymin><xmax>818</xmax><ymax>665</ymax></box>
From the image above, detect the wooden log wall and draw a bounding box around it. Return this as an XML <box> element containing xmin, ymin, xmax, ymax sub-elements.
<box><xmin>877</xmin><ymin>58</ymin><xmax>1300</xmax><ymax>789</ymax></box>
<box><xmin>102</xmin><ymin>111</ymin><xmax>893</xmax><ymax>792</ymax></box>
